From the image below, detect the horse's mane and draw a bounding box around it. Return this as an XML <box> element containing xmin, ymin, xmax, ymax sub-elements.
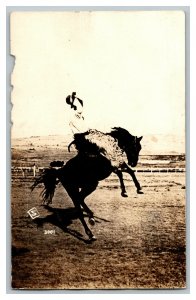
<box><xmin>109</xmin><ymin>127</ymin><xmax>135</xmax><ymax>148</ymax></box>
<box><xmin>109</xmin><ymin>127</ymin><xmax>134</xmax><ymax>139</ymax></box>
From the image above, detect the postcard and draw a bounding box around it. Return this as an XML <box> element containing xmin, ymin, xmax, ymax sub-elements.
<box><xmin>11</xmin><ymin>10</ymin><xmax>186</xmax><ymax>289</ymax></box>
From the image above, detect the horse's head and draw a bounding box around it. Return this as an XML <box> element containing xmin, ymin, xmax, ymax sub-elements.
<box><xmin>123</xmin><ymin>136</ymin><xmax>143</xmax><ymax>167</ymax></box>
<box><xmin>110</xmin><ymin>127</ymin><xmax>143</xmax><ymax>167</ymax></box>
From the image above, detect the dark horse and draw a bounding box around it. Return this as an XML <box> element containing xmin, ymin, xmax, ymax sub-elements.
<box><xmin>68</xmin><ymin>127</ymin><xmax>143</xmax><ymax>196</ymax></box>
<box><xmin>32</xmin><ymin>127</ymin><xmax>143</xmax><ymax>242</ymax></box>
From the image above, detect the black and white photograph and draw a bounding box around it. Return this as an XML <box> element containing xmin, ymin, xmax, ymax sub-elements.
<box><xmin>10</xmin><ymin>10</ymin><xmax>186</xmax><ymax>289</ymax></box>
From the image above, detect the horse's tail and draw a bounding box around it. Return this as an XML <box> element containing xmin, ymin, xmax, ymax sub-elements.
<box><xmin>31</xmin><ymin>168</ymin><xmax>59</xmax><ymax>205</ymax></box>
<box><xmin>68</xmin><ymin>140</ymin><xmax>75</xmax><ymax>152</ymax></box>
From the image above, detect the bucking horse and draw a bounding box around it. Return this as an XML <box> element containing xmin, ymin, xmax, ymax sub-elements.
<box><xmin>68</xmin><ymin>127</ymin><xmax>143</xmax><ymax>196</ymax></box>
<box><xmin>31</xmin><ymin>127</ymin><xmax>143</xmax><ymax>242</ymax></box>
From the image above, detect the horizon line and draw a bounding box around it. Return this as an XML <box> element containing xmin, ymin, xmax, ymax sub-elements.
<box><xmin>11</xmin><ymin>132</ymin><xmax>185</xmax><ymax>140</ymax></box>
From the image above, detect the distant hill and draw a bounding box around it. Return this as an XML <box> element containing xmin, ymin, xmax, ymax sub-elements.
<box><xmin>141</xmin><ymin>134</ymin><xmax>185</xmax><ymax>155</ymax></box>
<box><xmin>11</xmin><ymin>133</ymin><xmax>185</xmax><ymax>155</ymax></box>
<box><xmin>11</xmin><ymin>134</ymin><xmax>72</xmax><ymax>149</ymax></box>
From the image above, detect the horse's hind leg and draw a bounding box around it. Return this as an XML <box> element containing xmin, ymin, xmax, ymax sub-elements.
<box><xmin>73</xmin><ymin>199</ymin><xmax>96</xmax><ymax>241</ymax></box>
<box><xmin>79</xmin><ymin>182</ymin><xmax>98</xmax><ymax>225</ymax></box>
<box><xmin>65</xmin><ymin>185</ymin><xmax>95</xmax><ymax>241</ymax></box>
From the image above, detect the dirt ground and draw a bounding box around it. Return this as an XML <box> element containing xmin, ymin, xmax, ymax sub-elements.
<box><xmin>11</xmin><ymin>171</ymin><xmax>186</xmax><ymax>290</ymax></box>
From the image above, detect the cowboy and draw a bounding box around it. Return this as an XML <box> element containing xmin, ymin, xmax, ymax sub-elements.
<box><xmin>66</xmin><ymin>92</ymin><xmax>83</xmax><ymax>111</ymax></box>
<box><xmin>66</xmin><ymin>92</ymin><xmax>85</xmax><ymax>134</ymax></box>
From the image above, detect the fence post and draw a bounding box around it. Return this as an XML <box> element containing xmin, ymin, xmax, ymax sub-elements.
<box><xmin>33</xmin><ymin>164</ymin><xmax>36</xmax><ymax>177</ymax></box>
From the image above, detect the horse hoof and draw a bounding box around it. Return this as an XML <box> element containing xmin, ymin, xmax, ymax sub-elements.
<box><xmin>90</xmin><ymin>235</ymin><xmax>97</xmax><ymax>241</ymax></box>
<box><xmin>86</xmin><ymin>235</ymin><xmax>97</xmax><ymax>243</ymax></box>
<box><xmin>42</xmin><ymin>203</ymin><xmax>49</xmax><ymax>207</ymax></box>
<box><xmin>121</xmin><ymin>192</ymin><xmax>128</xmax><ymax>198</ymax></box>
<box><xmin>137</xmin><ymin>190</ymin><xmax>144</xmax><ymax>194</ymax></box>
<box><xmin>89</xmin><ymin>218</ymin><xmax>95</xmax><ymax>226</ymax></box>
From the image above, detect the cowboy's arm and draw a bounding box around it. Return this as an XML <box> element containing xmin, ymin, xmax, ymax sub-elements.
<box><xmin>77</xmin><ymin>97</ymin><xmax>83</xmax><ymax>107</ymax></box>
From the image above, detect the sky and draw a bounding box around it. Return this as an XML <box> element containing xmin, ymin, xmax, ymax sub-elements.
<box><xmin>11</xmin><ymin>11</ymin><xmax>185</xmax><ymax>138</ymax></box>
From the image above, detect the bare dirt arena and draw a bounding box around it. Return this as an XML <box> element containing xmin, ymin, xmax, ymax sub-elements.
<box><xmin>11</xmin><ymin>162</ymin><xmax>186</xmax><ymax>289</ymax></box>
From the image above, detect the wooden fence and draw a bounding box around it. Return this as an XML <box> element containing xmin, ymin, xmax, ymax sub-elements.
<box><xmin>11</xmin><ymin>166</ymin><xmax>185</xmax><ymax>179</ymax></box>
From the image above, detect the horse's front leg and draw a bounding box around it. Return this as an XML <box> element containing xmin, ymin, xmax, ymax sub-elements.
<box><xmin>114</xmin><ymin>169</ymin><xmax>128</xmax><ymax>197</ymax></box>
<box><xmin>122</xmin><ymin>164</ymin><xmax>143</xmax><ymax>194</ymax></box>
